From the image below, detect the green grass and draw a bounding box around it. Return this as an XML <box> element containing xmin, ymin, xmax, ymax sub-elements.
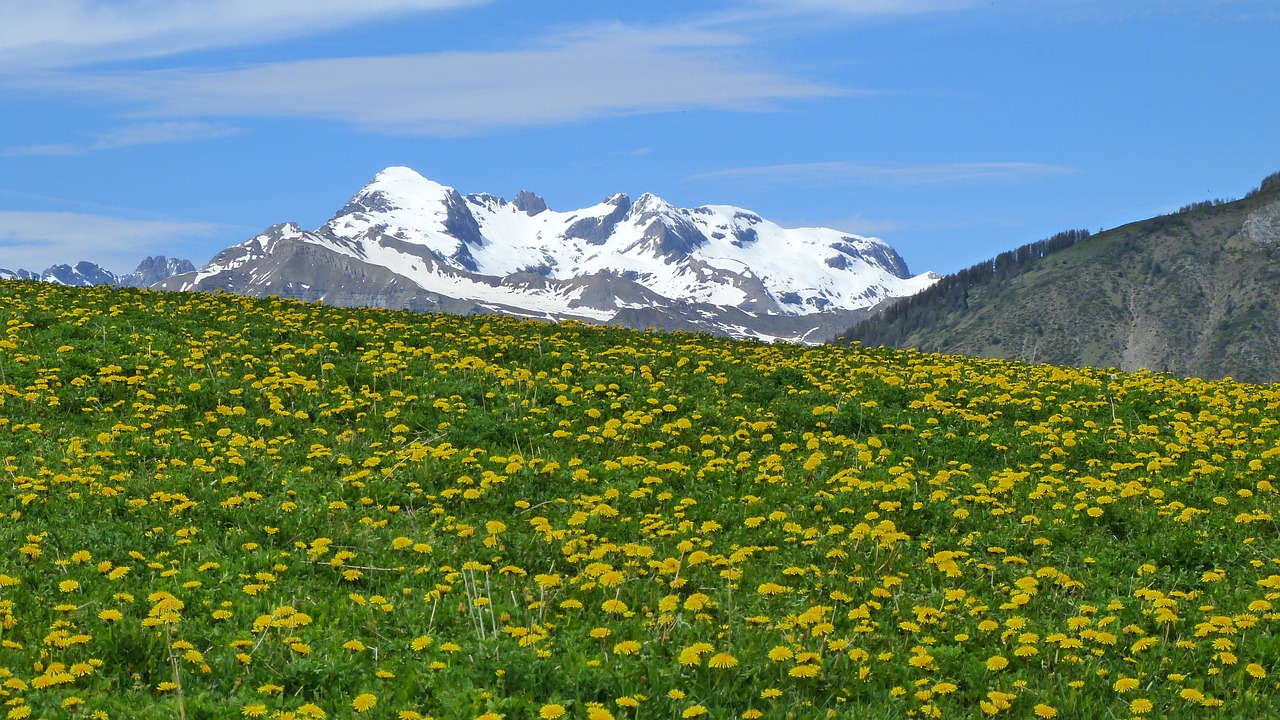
<box><xmin>0</xmin><ymin>279</ymin><xmax>1277</xmax><ymax>719</ymax></box>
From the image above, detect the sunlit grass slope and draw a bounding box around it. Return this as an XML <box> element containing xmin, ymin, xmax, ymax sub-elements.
<box><xmin>0</xmin><ymin>280</ymin><xmax>1278</xmax><ymax>720</ymax></box>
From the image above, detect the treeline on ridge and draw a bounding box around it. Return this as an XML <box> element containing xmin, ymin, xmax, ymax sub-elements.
<box><xmin>1173</xmin><ymin>170</ymin><xmax>1280</xmax><ymax>214</ymax></box>
<box><xmin>839</xmin><ymin>228</ymin><xmax>1092</xmax><ymax>347</ymax></box>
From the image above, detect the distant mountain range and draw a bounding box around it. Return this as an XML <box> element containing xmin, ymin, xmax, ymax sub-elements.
<box><xmin>9</xmin><ymin>168</ymin><xmax>1280</xmax><ymax>381</ymax></box>
<box><xmin>0</xmin><ymin>256</ymin><xmax>195</xmax><ymax>288</ymax></box>
<box><xmin>154</xmin><ymin>167</ymin><xmax>937</xmax><ymax>343</ymax></box>
<box><xmin>841</xmin><ymin>171</ymin><xmax>1280</xmax><ymax>383</ymax></box>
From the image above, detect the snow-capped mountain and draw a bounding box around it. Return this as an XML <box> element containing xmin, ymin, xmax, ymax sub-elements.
<box><xmin>0</xmin><ymin>261</ymin><xmax>119</xmax><ymax>286</ymax></box>
<box><xmin>1</xmin><ymin>257</ymin><xmax>195</xmax><ymax>288</ymax></box>
<box><xmin>120</xmin><ymin>256</ymin><xmax>197</xmax><ymax>288</ymax></box>
<box><xmin>160</xmin><ymin>167</ymin><xmax>936</xmax><ymax>342</ymax></box>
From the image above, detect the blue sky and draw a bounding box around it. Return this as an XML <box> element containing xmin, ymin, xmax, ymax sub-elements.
<box><xmin>1</xmin><ymin>0</ymin><xmax>1277</xmax><ymax>276</ymax></box>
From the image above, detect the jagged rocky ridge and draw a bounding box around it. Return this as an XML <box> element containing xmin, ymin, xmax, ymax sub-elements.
<box><xmin>159</xmin><ymin>167</ymin><xmax>936</xmax><ymax>342</ymax></box>
<box><xmin>0</xmin><ymin>257</ymin><xmax>195</xmax><ymax>288</ymax></box>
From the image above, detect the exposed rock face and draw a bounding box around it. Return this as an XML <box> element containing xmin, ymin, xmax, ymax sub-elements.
<box><xmin>1242</xmin><ymin>201</ymin><xmax>1280</xmax><ymax>245</ymax></box>
<box><xmin>512</xmin><ymin>190</ymin><xmax>548</xmax><ymax>216</ymax></box>
<box><xmin>0</xmin><ymin>268</ymin><xmax>40</xmax><ymax>281</ymax></box>
<box><xmin>120</xmin><ymin>256</ymin><xmax>197</xmax><ymax>288</ymax></box>
<box><xmin>564</xmin><ymin>194</ymin><xmax>631</xmax><ymax>245</ymax></box>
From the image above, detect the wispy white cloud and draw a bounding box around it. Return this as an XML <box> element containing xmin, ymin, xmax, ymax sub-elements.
<box><xmin>2</xmin><ymin>144</ymin><xmax>84</xmax><ymax>158</ymax></box>
<box><xmin>747</xmin><ymin>0</ymin><xmax>972</xmax><ymax>18</ymax></box>
<box><xmin>0</xmin><ymin>0</ymin><xmax>488</xmax><ymax>70</ymax></box>
<box><xmin>691</xmin><ymin>161</ymin><xmax>1079</xmax><ymax>185</ymax></box>
<box><xmin>91</xmin><ymin>121</ymin><xmax>241</xmax><ymax>149</ymax></box>
<box><xmin>817</xmin><ymin>216</ymin><xmax>911</xmax><ymax>235</ymax></box>
<box><xmin>0</xmin><ymin>211</ymin><xmax>220</xmax><ymax>274</ymax></box>
<box><xmin>27</xmin><ymin>30</ymin><xmax>842</xmax><ymax>135</ymax></box>
<box><xmin>701</xmin><ymin>0</ymin><xmax>972</xmax><ymax>30</ymax></box>
<box><xmin>4</xmin><ymin>121</ymin><xmax>240</xmax><ymax>157</ymax></box>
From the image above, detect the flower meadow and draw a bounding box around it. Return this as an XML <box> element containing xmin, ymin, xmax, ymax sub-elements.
<box><xmin>0</xmin><ymin>281</ymin><xmax>1278</xmax><ymax>720</ymax></box>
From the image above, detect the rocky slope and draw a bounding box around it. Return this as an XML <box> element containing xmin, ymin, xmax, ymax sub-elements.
<box><xmin>841</xmin><ymin>171</ymin><xmax>1280</xmax><ymax>382</ymax></box>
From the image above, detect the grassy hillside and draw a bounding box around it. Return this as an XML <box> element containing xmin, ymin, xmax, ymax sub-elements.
<box><xmin>842</xmin><ymin>172</ymin><xmax>1280</xmax><ymax>383</ymax></box>
<box><xmin>1</xmin><ymin>280</ymin><xmax>1279</xmax><ymax>719</ymax></box>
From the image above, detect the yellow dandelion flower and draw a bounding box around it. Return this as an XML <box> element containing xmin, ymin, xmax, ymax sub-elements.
<box><xmin>1129</xmin><ymin>698</ymin><xmax>1153</xmax><ymax>714</ymax></box>
<box><xmin>708</xmin><ymin>652</ymin><xmax>739</xmax><ymax>669</ymax></box>
<box><xmin>1130</xmin><ymin>637</ymin><xmax>1158</xmax><ymax>653</ymax></box>
<box><xmin>1178</xmin><ymin>688</ymin><xmax>1204</xmax><ymax>704</ymax></box>
<box><xmin>1246</xmin><ymin>663</ymin><xmax>1267</xmax><ymax>678</ymax></box>
<box><xmin>475</xmin><ymin>713</ymin><xmax>504</xmax><ymax>720</ymax></box>
<box><xmin>742</xmin><ymin>711</ymin><xmax>763</xmax><ymax>719</ymax></box>
<box><xmin>342</xmin><ymin>640</ymin><xmax>366</xmax><ymax>652</ymax></box>
<box><xmin>682</xmin><ymin>706</ymin><xmax>708</xmax><ymax>718</ymax></box>
<box><xmin>768</xmin><ymin>646</ymin><xmax>794</xmax><ymax>662</ymax></box>
<box><xmin>242</xmin><ymin>704</ymin><xmax>268</xmax><ymax>717</ymax></box>
<box><xmin>683</xmin><ymin>593</ymin><xmax>710</xmax><ymax>611</ymax></box>
<box><xmin>601</xmin><ymin>599</ymin><xmax>629</xmax><ymax>614</ymax></box>
<box><xmin>986</xmin><ymin>655</ymin><xmax>1009</xmax><ymax>672</ymax></box>
<box><xmin>539</xmin><ymin>705</ymin><xmax>566</xmax><ymax>719</ymax></box>
<box><xmin>789</xmin><ymin>664</ymin><xmax>820</xmax><ymax>679</ymax></box>
<box><xmin>1113</xmin><ymin>677</ymin><xmax>1139</xmax><ymax>692</ymax></box>
<box><xmin>1032</xmin><ymin>704</ymin><xmax>1057</xmax><ymax>719</ymax></box>
<box><xmin>351</xmin><ymin>694</ymin><xmax>377</xmax><ymax>713</ymax></box>
<box><xmin>613</xmin><ymin>640</ymin><xmax>641</xmax><ymax>655</ymax></box>
<box><xmin>760</xmin><ymin>688</ymin><xmax>782</xmax><ymax>700</ymax></box>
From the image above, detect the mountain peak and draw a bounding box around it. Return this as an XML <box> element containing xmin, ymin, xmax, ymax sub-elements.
<box><xmin>512</xmin><ymin>190</ymin><xmax>548</xmax><ymax>216</ymax></box>
<box><xmin>372</xmin><ymin>165</ymin><xmax>432</xmax><ymax>185</ymax></box>
<box><xmin>348</xmin><ymin>167</ymin><xmax>455</xmax><ymax>213</ymax></box>
<box><xmin>631</xmin><ymin>192</ymin><xmax>672</xmax><ymax>216</ymax></box>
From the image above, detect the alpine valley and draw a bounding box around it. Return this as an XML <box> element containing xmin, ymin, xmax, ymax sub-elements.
<box><xmin>157</xmin><ymin>167</ymin><xmax>937</xmax><ymax>342</ymax></box>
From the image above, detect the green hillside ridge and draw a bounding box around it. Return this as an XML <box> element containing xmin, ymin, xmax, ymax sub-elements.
<box><xmin>841</xmin><ymin>171</ymin><xmax>1280</xmax><ymax>383</ymax></box>
<box><xmin>1</xmin><ymin>281</ymin><xmax>1279</xmax><ymax>719</ymax></box>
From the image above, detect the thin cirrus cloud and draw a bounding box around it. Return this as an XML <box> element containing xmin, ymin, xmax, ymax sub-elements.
<box><xmin>3</xmin><ymin>121</ymin><xmax>241</xmax><ymax>157</ymax></box>
<box><xmin>749</xmin><ymin>0</ymin><xmax>973</xmax><ymax>17</ymax></box>
<box><xmin>0</xmin><ymin>211</ymin><xmax>221</xmax><ymax>274</ymax></box>
<box><xmin>690</xmin><ymin>161</ymin><xmax>1079</xmax><ymax>185</ymax></box>
<box><xmin>0</xmin><ymin>0</ymin><xmax>488</xmax><ymax>69</ymax></box>
<box><xmin>32</xmin><ymin>31</ymin><xmax>843</xmax><ymax>136</ymax></box>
